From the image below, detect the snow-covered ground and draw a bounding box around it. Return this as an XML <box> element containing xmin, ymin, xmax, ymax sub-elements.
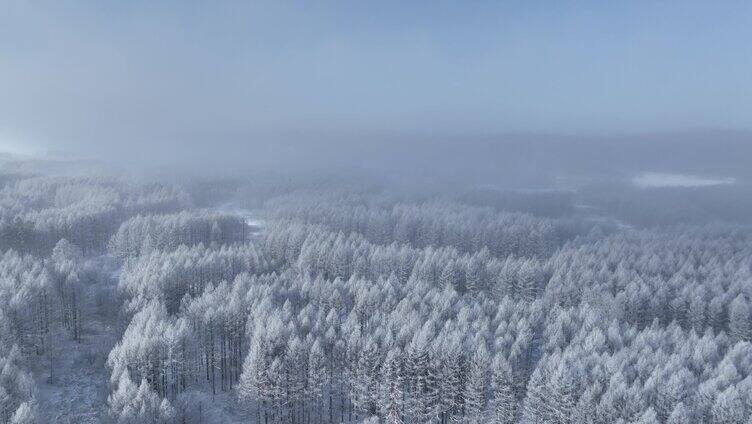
<box><xmin>632</xmin><ymin>172</ymin><xmax>736</xmax><ymax>188</ymax></box>
<box><xmin>33</xmin><ymin>254</ymin><xmax>122</xmax><ymax>423</ymax></box>
<box><xmin>34</xmin><ymin>320</ymin><xmax>118</xmax><ymax>423</ymax></box>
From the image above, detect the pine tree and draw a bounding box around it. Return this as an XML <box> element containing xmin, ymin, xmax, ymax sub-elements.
<box><xmin>439</xmin><ymin>263</ymin><xmax>457</xmax><ymax>291</ymax></box>
<box><xmin>521</xmin><ymin>363</ymin><xmax>551</xmax><ymax>424</ymax></box>
<box><xmin>406</xmin><ymin>330</ymin><xmax>437</xmax><ymax>423</ymax></box>
<box><xmin>464</xmin><ymin>345</ymin><xmax>490</xmax><ymax>423</ymax></box>
<box><xmin>107</xmin><ymin>371</ymin><xmax>139</xmax><ymax>422</ymax></box>
<box><xmin>353</xmin><ymin>340</ymin><xmax>380</xmax><ymax>417</ymax></box>
<box><xmin>688</xmin><ymin>294</ymin><xmax>706</xmax><ymax>332</ymax></box>
<box><xmin>548</xmin><ymin>365</ymin><xmax>576</xmax><ymax>424</ymax></box>
<box><xmin>307</xmin><ymin>340</ymin><xmax>327</xmax><ymax>423</ymax></box>
<box><xmin>380</xmin><ymin>348</ymin><xmax>405</xmax><ymax>424</ymax></box>
<box><xmin>729</xmin><ymin>295</ymin><xmax>751</xmax><ymax>342</ymax></box>
<box><xmin>711</xmin><ymin>386</ymin><xmax>745</xmax><ymax>424</ymax></box>
<box><xmin>666</xmin><ymin>402</ymin><xmax>691</xmax><ymax>424</ymax></box>
<box><xmin>238</xmin><ymin>338</ymin><xmax>274</xmax><ymax>422</ymax></box>
<box><xmin>490</xmin><ymin>354</ymin><xmax>516</xmax><ymax>424</ymax></box>
<box><xmin>518</xmin><ymin>260</ymin><xmax>540</xmax><ymax>301</ymax></box>
<box><xmin>634</xmin><ymin>407</ymin><xmax>660</xmax><ymax>424</ymax></box>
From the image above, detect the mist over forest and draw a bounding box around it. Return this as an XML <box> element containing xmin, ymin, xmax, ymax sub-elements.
<box><xmin>1</xmin><ymin>141</ymin><xmax>752</xmax><ymax>424</ymax></box>
<box><xmin>2</xmin><ymin>1</ymin><xmax>752</xmax><ymax>423</ymax></box>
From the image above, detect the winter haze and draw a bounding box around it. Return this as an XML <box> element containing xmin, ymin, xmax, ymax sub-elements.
<box><xmin>1</xmin><ymin>1</ymin><xmax>752</xmax><ymax>423</ymax></box>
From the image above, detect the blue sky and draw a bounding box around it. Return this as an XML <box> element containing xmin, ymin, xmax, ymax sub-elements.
<box><xmin>1</xmin><ymin>0</ymin><xmax>750</xmax><ymax>157</ymax></box>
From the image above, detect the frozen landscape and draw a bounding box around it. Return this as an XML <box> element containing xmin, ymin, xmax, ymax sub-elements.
<box><xmin>0</xmin><ymin>162</ymin><xmax>751</xmax><ymax>424</ymax></box>
<box><xmin>2</xmin><ymin>1</ymin><xmax>752</xmax><ymax>423</ymax></box>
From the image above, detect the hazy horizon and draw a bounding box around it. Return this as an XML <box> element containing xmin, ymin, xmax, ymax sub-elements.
<box><xmin>2</xmin><ymin>0</ymin><xmax>751</xmax><ymax>174</ymax></box>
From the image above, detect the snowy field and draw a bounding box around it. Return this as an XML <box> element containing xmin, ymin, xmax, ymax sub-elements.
<box><xmin>632</xmin><ymin>172</ymin><xmax>736</xmax><ymax>188</ymax></box>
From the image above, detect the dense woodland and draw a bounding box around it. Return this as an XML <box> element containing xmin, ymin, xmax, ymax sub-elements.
<box><xmin>0</xmin><ymin>167</ymin><xmax>750</xmax><ymax>423</ymax></box>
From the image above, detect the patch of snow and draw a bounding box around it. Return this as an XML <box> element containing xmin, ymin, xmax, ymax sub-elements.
<box><xmin>632</xmin><ymin>172</ymin><xmax>736</xmax><ymax>188</ymax></box>
<box><xmin>245</xmin><ymin>217</ymin><xmax>264</xmax><ymax>228</ymax></box>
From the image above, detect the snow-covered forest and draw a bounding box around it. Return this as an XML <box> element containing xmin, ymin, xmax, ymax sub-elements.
<box><xmin>3</xmin><ymin>0</ymin><xmax>752</xmax><ymax>422</ymax></box>
<box><xmin>0</xmin><ymin>162</ymin><xmax>750</xmax><ymax>424</ymax></box>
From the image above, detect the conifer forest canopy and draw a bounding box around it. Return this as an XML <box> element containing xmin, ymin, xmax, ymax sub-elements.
<box><xmin>2</xmin><ymin>1</ymin><xmax>752</xmax><ymax>423</ymax></box>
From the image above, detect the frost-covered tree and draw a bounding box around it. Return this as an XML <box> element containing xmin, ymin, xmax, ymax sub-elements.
<box><xmin>490</xmin><ymin>354</ymin><xmax>516</xmax><ymax>424</ymax></box>
<box><xmin>730</xmin><ymin>295</ymin><xmax>751</xmax><ymax>342</ymax></box>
